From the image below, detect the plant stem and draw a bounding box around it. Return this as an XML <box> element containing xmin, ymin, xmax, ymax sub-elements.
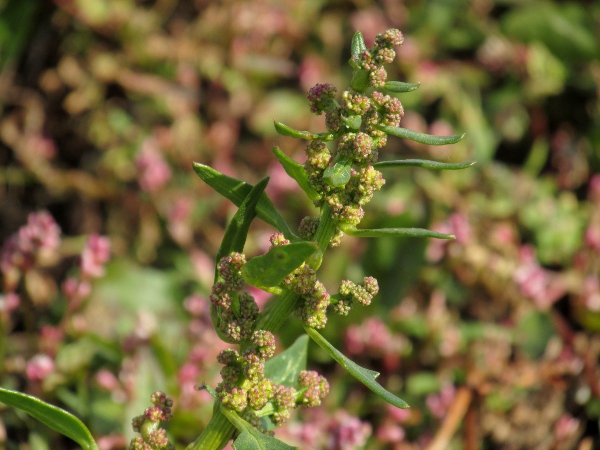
<box><xmin>254</xmin><ymin>289</ymin><xmax>300</xmax><ymax>334</ymax></box>
<box><xmin>186</xmin><ymin>402</ymin><xmax>235</xmax><ymax>450</ymax></box>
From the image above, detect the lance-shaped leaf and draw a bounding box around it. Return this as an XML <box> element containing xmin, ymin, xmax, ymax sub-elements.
<box><xmin>216</xmin><ymin>177</ymin><xmax>269</xmax><ymax>271</ymax></box>
<box><xmin>351</xmin><ymin>31</ymin><xmax>367</xmax><ymax>58</ymax></box>
<box><xmin>272</xmin><ymin>147</ymin><xmax>320</xmax><ymax>201</ymax></box>
<box><xmin>264</xmin><ymin>334</ymin><xmax>308</xmax><ymax>386</ymax></box>
<box><xmin>273</xmin><ymin>121</ymin><xmax>339</xmax><ymax>142</ymax></box>
<box><xmin>323</xmin><ymin>161</ymin><xmax>352</xmax><ymax>188</ymax></box>
<box><xmin>374</xmin><ymin>159</ymin><xmax>476</xmax><ymax>170</ymax></box>
<box><xmin>0</xmin><ymin>388</ymin><xmax>99</xmax><ymax>450</ymax></box>
<box><xmin>383</xmin><ymin>81</ymin><xmax>420</xmax><ymax>93</ymax></box>
<box><xmin>340</xmin><ymin>225</ymin><xmax>455</xmax><ymax>240</ymax></box>
<box><xmin>378</xmin><ymin>125</ymin><xmax>465</xmax><ymax>146</ymax></box>
<box><xmin>193</xmin><ymin>163</ymin><xmax>297</xmax><ymax>240</ymax></box>
<box><xmin>241</xmin><ymin>242</ymin><xmax>318</xmax><ymax>288</ymax></box>
<box><xmin>221</xmin><ymin>406</ymin><xmax>297</xmax><ymax>450</ymax></box>
<box><xmin>304</xmin><ymin>327</ymin><xmax>409</xmax><ymax>409</ymax></box>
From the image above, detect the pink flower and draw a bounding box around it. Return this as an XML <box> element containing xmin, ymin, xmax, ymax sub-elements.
<box><xmin>326</xmin><ymin>410</ymin><xmax>372</xmax><ymax>449</ymax></box>
<box><xmin>1</xmin><ymin>211</ymin><xmax>61</xmax><ymax>275</ymax></box>
<box><xmin>26</xmin><ymin>354</ymin><xmax>55</xmax><ymax>382</ymax></box>
<box><xmin>426</xmin><ymin>384</ymin><xmax>456</xmax><ymax>419</ymax></box>
<box><xmin>135</xmin><ymin>138</ymin><xmax>172</xmax><ymax>193</ymax></box>
<box><xmin>80</xmin><ymin>234</ymin><xmax>110</xmax><ymax>278</ymax></box>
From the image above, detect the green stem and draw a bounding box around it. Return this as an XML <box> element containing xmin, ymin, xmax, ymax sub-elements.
<box><xmin>254</xmin><ymin>289</ymin><xmax>300</xmax><ymax>334</ymax></box>
<box><xmin>314</xmin><ymin>204</ymin><xmax>339</xmax><ymax>258</ymax></box>
<box><xmin>186</xmin><ymin>402</ymin><xmax>235</xmax><ymax>450</ymax></box>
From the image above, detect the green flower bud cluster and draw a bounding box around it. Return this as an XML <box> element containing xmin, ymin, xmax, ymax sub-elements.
<box><xmin>129</xmin><ymin>391</ymin><xmax>174</xmax><ymax>450</ymax></box>
<box><xmin>350</xmin><ymin>28</ymin><xmax>404</xmax><ymax>88</ymax></box>
<box><xmin>297</xmin><ymin>370</ymin><xmax>330</xmax><ymax>408</ymax></box>
<box><xmin>210</xmin><ymin>253</ymin><xmax>259</xmax><ymax>342</ymax></box>
<box><xmin>333</xmin><ymin>276</ymin><xmax>379</xmax><ymax>315</ymax></box>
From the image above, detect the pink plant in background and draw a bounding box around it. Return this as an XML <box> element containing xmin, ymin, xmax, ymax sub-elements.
<box><xmin>1</xmin><ymin>211</ymin><xmax>61</xmax><ymax>290</ymax></box>
<box><xmin>426</xmin><ymin>383</ymin><xmax>456</xmax><ymax>420</ymax></box>
<box><xmin>513</xmin><ymin>245</ymin><xmax>566</xmax><ymax>309</ymax></box>
<box><xmin>135</xmin><ymin>138</ymin><xmax>172</xmax><ymax>194</ymax></box>
<box><xmin>25</xmin><ymin>354</ymin><xmax>55</xmax><ymax>382</ymax></box>
<box><xmin>62</xmin><ymin>234</ymin><xmax>110</xmax><ymax>307</ymax></box>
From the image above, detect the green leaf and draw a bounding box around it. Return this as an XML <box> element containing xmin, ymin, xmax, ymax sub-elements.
<box><xmin>341</xmin><ymin>225</ymin><xmax>455</xmax><ymax>240</ymax></box>
<box><xmin>217</xmin><ymin>177</ymin><xmax>269</xmax><ymax>270</ymax></box>
<box><xmin>350</xmin><ymin>69</ymin><xmax>370</xmax><ymax>93</ymax></box>
<box><xmin>193</xmin><ymin>163</ymin><xmax>297</xmax><ymax>240</ymax></box>
<box><xmin>378</xmin><ymin>125</ymin><xmax>465</xmax><ymax>146</ymax></box>
<box><xmin>264</xmin><ymin>335</ymin><xmax>308</xmax><ymax>386</ymax></box>
<box><xmin>351</xmin><ymin>31</ymin><xmax>367</xmax><ymax>58</ymax></box>
<box><xmin>374</xmin><ymin>159</ymin><xmax>476</xmax><ymax>170</ymax></box>
<box><xmin>221</xmin><ymin>406</ymin><xmax>297</xmax><ymax>450</ymax></box>
<box><xmin>0</xmin><ymin>388</ymin><xmax>99</xmax><ymax>450</ymax></box>
<box><xmin>274</xmin><ymin>121</ymin><xmax>320</xmax><ymax>140</ymax></box>
<box><xmin>341</xmin><ymin>115</ymin><xmax>362</xmax><ymax>130</ymax></box>
<box><xmin>323</xmin><ymin>162</ymin><xmax>351</xmax><ymax>188</ymax></box>
<box><xmin>383</xmin><ymin>81</ymin><xmax>420</xmax><ymax>93</ymax></box>
<box><xmin>241</xmin><ymin>242</ymin><xmax>318</xmax><ymax>288</ymax></box>
<box><xmin>273</xmin><ymin>121</ymin><xmax>339</xmax><ymax>142</ymax></box>
<box><xmin>272</xmin><ymin>147</ymin><xmax>320</xmax><ymax>201</ymax></box>
<box><xmin>303</xmin><ymin>327</ymin><xmax>409</xmax><ymax>409</ymax></box>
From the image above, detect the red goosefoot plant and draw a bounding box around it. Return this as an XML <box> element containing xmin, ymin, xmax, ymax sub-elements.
<box><xmin>0</xmin><ymin>28</ymin><xmax>471</xmax><ymax>449</ymax></box>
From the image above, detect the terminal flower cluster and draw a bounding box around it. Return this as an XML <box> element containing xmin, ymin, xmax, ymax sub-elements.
<box><xmin>129</xmin><ymin>391</ymin><xmax>175</xmax><ymax>450</ymax></box>
<box><xmin>302</xmin><ymin>29</ymin><xmax>405</xmax><ymax>228</ymax></box>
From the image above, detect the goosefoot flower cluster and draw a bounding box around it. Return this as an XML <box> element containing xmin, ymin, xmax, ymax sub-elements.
<box><xmin>187</xmin><ymin>27</ymin><xmax>468</xmax><ymax>449</ymax></box>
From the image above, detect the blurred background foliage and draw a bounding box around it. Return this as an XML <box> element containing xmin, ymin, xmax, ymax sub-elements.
<box><xmin>1</xmin><ymin>0</ymin><xmax>599</xmax><ymax>448</ymax></box>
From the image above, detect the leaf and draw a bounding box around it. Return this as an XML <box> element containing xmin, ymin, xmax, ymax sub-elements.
<box><xmin>273</xmin><ymin>121</ymin><xmax>339</xmax><ymax>142</ymax></box>
<box><xmin>351</xmin><ymin>31</ymin><xmax>367</xmax><ymax>58</ymax></box>
<box><xmin>0</xmin><ymin>388</ymin><xmax>99</xmax><ymax>450</ymax></box>
<box><xmin>221</xmin><ymin>406</ymin><xmax>297</xmax><ymax>450</ymax></box>
<box><xmin>303</xmin><ymin>327</ymin><xmax>409</xmax><ymax>409</ymax></box>
<box><xmin>193</xmin><ymin>163</ymin><xmax>297</xmax><ymax>240</ymax></box>
<box><xmin>374</xmin><ymin>159</ymin><xmax>476</xmax><ymax>170</ymax></box>
<box><xmin>350</xmin><ymin>69</ymin><xmax>370</xmax><ymax>93</ymax></box>
<box><xmin>383</xmin><ymin>81</ymin><xmax>420</xmax><ymax>93</ymax></box>
<box><xmin>341</xmin><ymin>225</ymin><xmax>455</xmax><ymax>240</ymax></box>
<box><xmin>217</xmin><ymin>177</ymin><xmax>269</xmax><ymax>270</ymax></box>
<box><xmin>272</xmin><ymin>147</ymin><xmax>320</xmax><ymax>201</ymax></box>
<box><xmin>264</xmin><ymin>335</ymin><xmax>308</xmax><ymax>386</ymax></box>
<box><xmin>323</xmin><ymin>162</ymin><xmax>351</xmax><ymax>188</ymax></box>
<box><xmin>378</xmin><ymin>125</ymin><xmax>465</xmax><ymax>146</ymax></box>
<box><xmin>241</xmin><ymin>242</ymin><xmax>318</xmax><ymax>288</ymax></box>
<box><xmin>341</xmin><ymin>115</ymin><xmax>362</xmax><ymax>130</ymax></box>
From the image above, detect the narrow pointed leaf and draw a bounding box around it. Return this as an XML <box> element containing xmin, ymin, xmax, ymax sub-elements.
<box><xmin>378</xmin><ymin>125</ymin><xmax>465</xmax><ymax>146</ymax></box>
<box><xmin>274</xmin><ymin>121</ymin><xmax>320</xmax><ymax>140</ymax></box>
<box><xmin>323</xmin><ymin>162</ymin><xmax>351</xmax><ymax>188</ymax></box>
<box><xmin>351</xmin><ymin>31</ymin><xmax>367</xmax><ymax>57</ymax></box>
<box><xmin>374</xmin><ymin>159</ymin><xmax>476</xmax><ymax>170</ymax></box>
<box><xmin>0</xmin><ymin>388</ymin><xmax>99</xmax><ymax>450</ymax></box>
<box><xmin>217</xmin><ymin>177</ymin><xmax>269</xmax><ymax>270</ymax></box>
<box><xmin>383</xmin><ymin>81</ymin><xmax>420</xmax><ymax>93</ymax></box>
<box><xmin>274</xmin><ymin>121</ymin><xmax>339</xmax><ymax>142</ymax></box>
<box><xmin>341</xmin><ymin>225</ymin><xmax>455</xmax><ymax>240</ymax></box>
<box><xmin>241</xmin><ymin>242</ymin><xmax>318</xmax><ymax>288</ymax></box>
<box><xmin>193</xmin><ymin>163</ymin><xmax>296</xmax><ymax>240</ymax></box>
<box><xmin>304</xmin><ymin>327</ymin><xmax>409</xmax><ymax>409</ymax></box>
<box><xmin>272</xmin><ymin>147</ymin><xmax>320</xmax><ymax>201</ymax></box>
<box><xmin>264</xmin><ymin>334</ymin><xmax>308</xmax><ymax>386</ymax></box>
<box><xmin>221</xmin><ymin>406</ymin><xmax>297</xmax><ymax>450</ymax></box>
